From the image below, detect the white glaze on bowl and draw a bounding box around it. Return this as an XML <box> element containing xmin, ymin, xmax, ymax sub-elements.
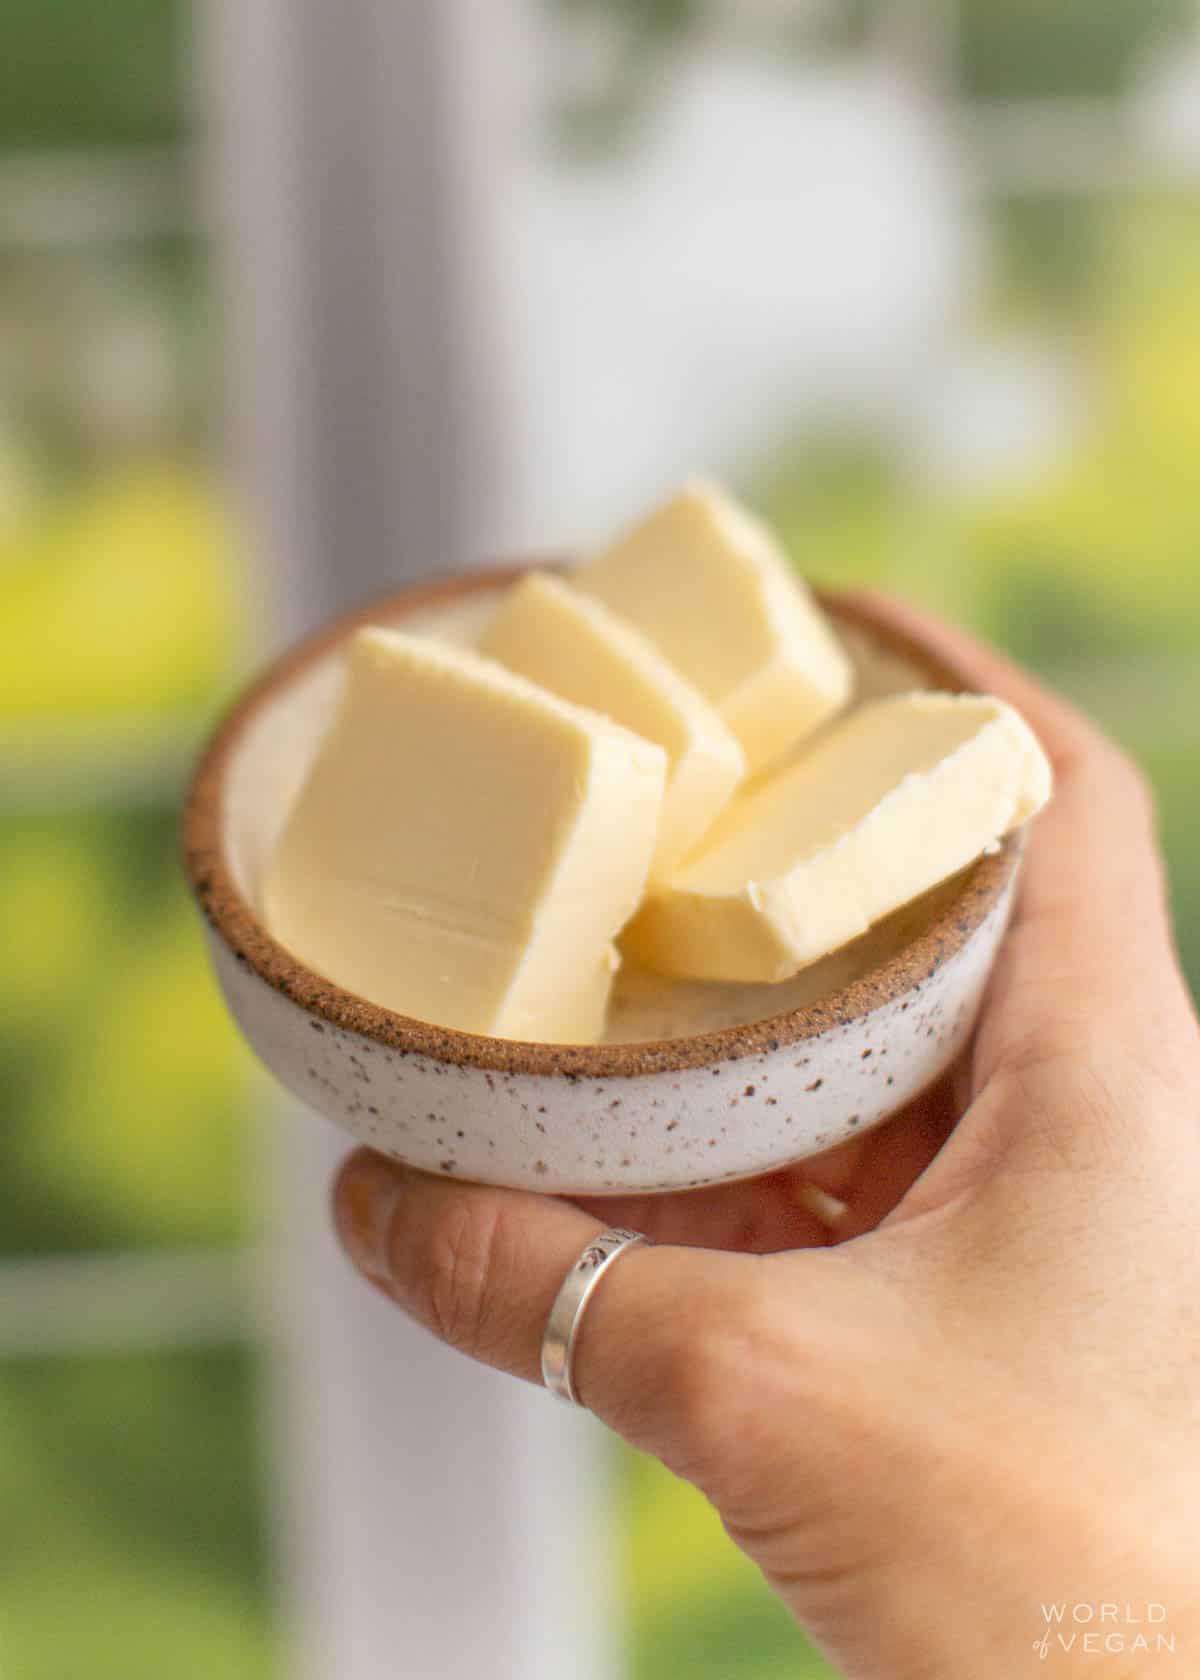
<box><xmin>204</xmin><ymin>887</ymin><xmax>1010</xmax><ymax>1192</ymax></box>
<box><xmin>185</xmin><ymin>568</ymin><xmax>1022</xmax><ymax>1194</ymax></box>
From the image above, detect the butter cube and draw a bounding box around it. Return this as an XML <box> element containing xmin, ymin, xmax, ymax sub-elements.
<box><xmin>623</xmin><ymin>691</ymin><xmax>1052</xmax><ymax>983</ymax></box>
<box><xmin>571</xmin><ymin>943</ymin><xmax>625</xmax><ymax>1044</ymax></box>
<box><xmin>572</xmin><ymin>479</ymin><xmax>853</xmax><ymax>772</ymax></box>
<box><xmin>264</xmin><ymin>627</ymin><xmax>666</xmax><ymax>1042</ymax></box>
<box><xmin>480</xmin><ymin>570</ymin><xmax>745</xmax><ymax>876</ymax></box>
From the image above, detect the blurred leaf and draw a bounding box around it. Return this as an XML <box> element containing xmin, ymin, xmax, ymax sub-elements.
<box><xmin>0</xmin><ymin>814</ymin><xmax>120</xmax><ymax>1026</ymax></box>
<box><xmin>0</xmin><ymin>1350</ymin><xmax>277</xmax><ymax>1680</ymax></box>
<box><xmin>964</xmin><ymin>199</ymin><xmax>1200</xmax><ymax>652</ymax></box>
<box><xmin>0</xmin><ymin>804</ymin><xmax>259</xmax><ymax>1257</ymax></box>
<box><xmin>1142</xmin><ymin>739</ymin><xmax>1200</xmax><ymax>999</ymax></box>
<box><xmin>622</xmin><ymin>1447</ymin><xmax>839</xmax><ymax>1677</ymax></box>
<box><xmin>989</xmin><ymin>197</ymin><xmax>1109</xmax><ymax>319</ymax></box>
<box><xmin>634</xmin><ymin>1584</ymin><xmax>840</xmax><ymax>1680</ymax></box>
<box><xmin>14</xmin><ymin>892</ymin><xmax>259</xmax><ymax>1252</ymax></box>
<box><xmin>0</xmin><ymin>0</ymin><xmax>185</xmax><ymax>150</ymax></box>
<box><xmin>0</xmin><ymin>464</ymin><xmax>246</xmax><ymax>728</ymax></box>
<box><xmin>959</xmin><ymin>0</ymin><xmax>1192</xmax><ymax>99</ymax></box>
<box><xmin>972</xmin><ymin>555</ymin><xmax>1151</xmax><ymax>665</ymax></box>
<box><xmin>749</xmin><ymin>438</ymin><xmax>904</xmax><ymax>590</ymax></box>
<box><xmin>543</xmin><ymin>0</ymin><xmax>878</xmax><ymax>153</ymax></box>
<box><xmin>552</xmin><ymin>0</ymin><xmax>711</xmax><ymax>46</ymax></box>
<box><xmin>543</xmin><ymin>0</ymin><xmax>1190</xmax><ymax>149</ymax></box>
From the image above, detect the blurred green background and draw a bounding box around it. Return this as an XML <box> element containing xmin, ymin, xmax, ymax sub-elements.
<box><xmin>1</xmin><ymin>3</ymin><xmax>1197</xmax><ymax>1677</ymax></box>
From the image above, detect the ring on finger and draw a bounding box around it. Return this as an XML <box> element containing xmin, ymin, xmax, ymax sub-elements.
<box><xmin>541</xmin><ymin>1227</ymin><xmax>649</xmax><ymax>1405</ymax></box>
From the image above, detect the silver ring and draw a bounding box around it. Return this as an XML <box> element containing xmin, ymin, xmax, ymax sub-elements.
<box><xmin>541</xmin><ymin>1227</ymin><xmax>649</xmax><ymax>1405</ymax></box>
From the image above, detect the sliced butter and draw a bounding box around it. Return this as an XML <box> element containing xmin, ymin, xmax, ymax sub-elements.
<box><xmin>479</xmin><ymin>570</ymin><xmax>745</xmax><ymax>875</ymax></box>
<box><xmin>623</xmin><ymin>691</ymin><xmax>1052</xmax><ymax>983</ymax></box>
<box><xmin>567</xmin><ymin>943</ymin><xmax>625</xmax><ymax>1045</ymax></box>
<box><xmin>264</xmin><ymin>627</ymin><xmax>665</xmax><ymax>1042</ymax></box>
<box><xmin>572</xmin><ymin>479</ymin><xmax>853</xmax><ymax>773</ymax></box>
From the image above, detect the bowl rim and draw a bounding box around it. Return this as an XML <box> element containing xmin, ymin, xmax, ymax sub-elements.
<box><xmin>181</xmin><ymin>564</ymin><xmax>1019</xmax><ymax>1077</ymax></box>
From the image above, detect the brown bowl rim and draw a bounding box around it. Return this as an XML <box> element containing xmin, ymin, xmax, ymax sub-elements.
<box><xmin>181</xmin><ymin>564</ymin><xmax>1019</xmax><ymax>1077</ymax></box>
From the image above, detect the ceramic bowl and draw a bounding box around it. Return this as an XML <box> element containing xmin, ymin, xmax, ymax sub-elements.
<box><xmin>182</xmin><ymin>566</ymin><xmax>1020</xmax><ymax>1195</ymax></box>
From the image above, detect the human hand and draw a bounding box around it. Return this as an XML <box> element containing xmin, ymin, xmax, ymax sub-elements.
<box><xmin>333</xmin><ymin>594</ymin><xmax>1200</xmax><ymax>1679</ymax></box>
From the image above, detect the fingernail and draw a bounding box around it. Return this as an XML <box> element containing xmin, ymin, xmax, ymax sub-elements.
<box><xmin>336</xmin><ymin>1155</ymin><xmax>404</xmax><ymax>1283</ymax></box>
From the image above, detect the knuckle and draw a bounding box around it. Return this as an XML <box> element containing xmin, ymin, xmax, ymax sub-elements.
<box><xmin>649</xmin><ymin>1286</ymin><xmax>776</xmax><ymax>1484</ymax></box>
<box><xmin>423</xmin><ymin>1195</ymin><xmax>503</xmax><ymax>1359</ymax></box>
<box><xmin>655</xmin><ymin>1331</ymin><xmax>734</xmax><ymax>1476</ymax></box>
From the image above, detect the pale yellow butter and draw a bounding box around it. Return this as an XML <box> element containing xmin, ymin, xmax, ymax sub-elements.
<box><xmin>264</xmin><ymin>627</ymin><xmax>665</xmax><ymax>1042</ymax></box>
<box><xmin>623</xmin><ymin>691</ymin><xmax>1052</xmax><ymax>983</ymax></box>
<box><xmin>571</xmin><ymin>943</ymin><xmax>625</xmax><ymax>1044</ymax></box>
<box><xmin>479</xmin><ymin>570</ymin><xmax>745</xmax><ymax>876</ymax></box>
<box><xmin>572</xmin><ymin>479</ymin><xmax>853</xmax><ymax>773</ymax></box>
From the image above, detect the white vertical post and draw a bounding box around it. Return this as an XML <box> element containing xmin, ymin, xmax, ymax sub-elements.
<box><xmin>202</xmin><ymin>3</ymin><xmax>619</xmax><ymax>1677</ymax></box>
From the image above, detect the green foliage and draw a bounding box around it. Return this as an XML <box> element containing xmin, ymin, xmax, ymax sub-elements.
<box><xmin>1128</xmin><ymin>740</ymin><xmax>1200</xmax><ymax>1000</ymax></box>
<box><xmin>990</xmin><ymin>197</ymin><xmax>1110</xmax><ymax>319</ymax></box>
<box><xmin>554</xmin><ymin>0</ymin><xmax>710</xmax><ymax>43</ymax></box>
<box><xmin>543</xmin><ymin>0</ymin><xmax>877</xmax><ymax>155</ymax></box>
<box><xmin>548</xmin><ymin>0</ymin><xmax>875</xmax><ymax>55</ymax></box>
<box><xmin>958</xmin><ymin>0</ymin><xmax>1192</xmax><ymax>99</ymax></box>
<box><xmin>0</xmin><ymin>807</ymin><xmax>259</xmax><ymax>1257</ymax></box>
<box><xmin>544</xmin><ymin>0</ymin><xmax>1191</xmax><ymax>145</ymax></box>
<box><xmin>966</xmin><ymin>198</ymin><xmax>1200</xmax><ymax>654</ymax></box>
<box><xmin>749</xmin><ymin>437</ymin><xmax>902</xmax><ymax>592</ymax></box>
<box><xmin>622</xmin><ymin>1445</ymin><xmax>840</xmax><ymax>1678</ymax></box>
<box><xmin>0</xmin><ymin>0</ymin><xmax>185</xmax><ymax>150</ymax></box>
<box><xmin>0</xmin><ymin>465</ymin><xmax>246</xmax><ymax>731</ymax></box>
<box><xmin>973</xmin><ymin>545</ymin><xmax>1166</xmax><ymax>668</ymax></box>
<box><xmin>0</xmin><ymin>1350</ymin><xmax>277</xmax><ymax>1680</ymax></box>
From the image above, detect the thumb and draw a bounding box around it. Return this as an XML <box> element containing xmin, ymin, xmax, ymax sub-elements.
<box><xmin>332</xmin><ymin>1147</ymin><xmax>818</xmax><ymax>1475</ymax></box>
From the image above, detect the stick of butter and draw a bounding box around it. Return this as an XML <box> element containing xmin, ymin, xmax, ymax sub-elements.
<box><xmin>264</xmin><ymin>627</ymin><xmax>666</xmax><ymax>1042</ymax></box>
<box><xmin>622</xmin><ymin>691</ymin><xmax>1052</xmax><ymax>983</ymax></box>
<box><xmin>479</xmin><ymin>570</ymin><xmax>745</xmax><ymax>877</ymax></box>
<box><xmin>572</xmin><ymin>479</ymin><xmax>853</xmax><ymax>773</ymax></box>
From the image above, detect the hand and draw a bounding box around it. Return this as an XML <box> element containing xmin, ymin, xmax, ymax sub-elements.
<box><xmin>333</xmin><ymin>593</ymin><xmax>1200</xmax><ymax>1679</ymax></box>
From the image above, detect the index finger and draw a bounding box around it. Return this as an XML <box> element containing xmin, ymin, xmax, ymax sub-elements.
<box><xmin>331</xmin><ymin>1148</ymin><xmax>762</xmax><ymax>1462</ymax></box>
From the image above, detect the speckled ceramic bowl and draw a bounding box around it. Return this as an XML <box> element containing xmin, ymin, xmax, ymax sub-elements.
<box><xmin>182</xmin><ymin>566</ymin><xmax>1021</xmax><ymax>1195</ymax></box>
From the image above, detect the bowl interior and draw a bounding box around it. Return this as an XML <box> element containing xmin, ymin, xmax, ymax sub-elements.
<box><xmin>212</xmin><ymin>571</ymin><xmax>1013</xmax><ymax>1049</ymax></box>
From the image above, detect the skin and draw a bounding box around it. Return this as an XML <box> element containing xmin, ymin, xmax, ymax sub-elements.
<box><xmin>333</xmin><ymin>593</ymin><xmax>1200</xmax><ymax>1678</ymax></box>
